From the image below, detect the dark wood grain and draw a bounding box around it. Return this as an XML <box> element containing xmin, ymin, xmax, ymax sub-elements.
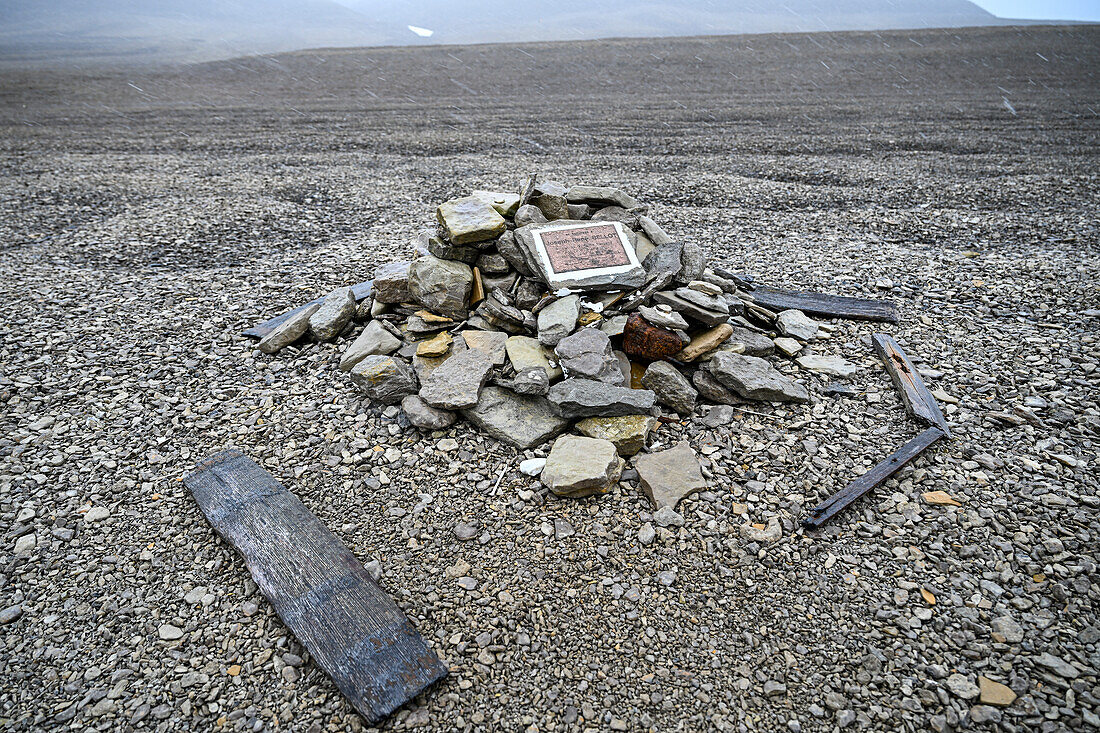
<box><xmin>184</xmin><ymin>449</ymin><xmax>446</xmax><ymax>723</ymax></box>
<box><xmin>802</xmin><ymin>427</ymin><xmax>945</xmax><ymax>529</ymax></box>
<box><xmin>872</xmin><ymin>334</ymin><xmax>950</xmax><ymax>435</ymax></box>
<box><xmin>242</xmin><ymin>281</ymin><xmax>373</xmax><ymax>339</ymax></box>
<box><xmin>748</xmin><ymin>286</ymin><xmax>898</xmax><ymax>323</ymax></box>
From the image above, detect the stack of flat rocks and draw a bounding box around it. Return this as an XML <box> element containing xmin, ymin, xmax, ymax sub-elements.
<box><xmin>253</xmin><ymin>174</ymin><xmax>848</xmax><ymax>510</ymax></box>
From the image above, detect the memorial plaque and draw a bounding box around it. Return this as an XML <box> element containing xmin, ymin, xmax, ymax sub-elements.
<box><xmin>530</xmin><ymin>221</ymin><xmax>645</xmax><ymax>291</ymax></box>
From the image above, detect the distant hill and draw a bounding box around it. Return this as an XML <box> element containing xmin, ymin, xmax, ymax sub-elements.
<box><xmin>0</xmin><ymin>0</ymin><xmax>1063</xmax><ymax>66</ymax></box>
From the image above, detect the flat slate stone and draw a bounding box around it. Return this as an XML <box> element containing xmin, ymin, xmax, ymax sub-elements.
<box><xmin>575</xmin><ymin>414</ymin><xmax>656</xmax><ymax>456</ymax></box>
<box><xmin>460</xmin><ymin>330</ymin><xmax>508</xmax><ymax>365</ymax></box>
<box><xmin>537</xmin><ymin>294</ymin><xmax>580</xmax><ymax>347</ymax></box>
<box><xmin>461</xmin><ymin>386</ymin><xmax>570</xmax><ymax>449</ymax></box>
<box><xmin>555</xmin><ymin>327</ymin><xmax>623</xmax><ymax>385</ymax></box>
<box><xmin>708</xmin><ymin>352</ymin><xmax>809</xmax><ymax>402</ymax></box>
<box><xmin>776</xmin><ymin>309</ymin><xmax>819</xmax><ymax>340</ymax></box>
<box><xmin>640</xmin><ymin>361</ymin><xmax>698</xmax><ymax>415</ymax></box>
<box><xmin>419</xmin><ymin>348</ymin><xmax>492</xmax><ymax>410</ymax></box>
<box><xmin>495</xmin><ymin>230</ymin><xmax>535</xmax><ymax>277</ymax></box>
<box><xmin>796</xmin><ymin>354</ymin><xmax>859</xmax><ymax>377</ymax></box>
<box><xmin>340</xmin><ymin>320</ymin><xmax>403</xmax><ymax>371</ymax></box>
<box><xmin>471</xmin><ymin>190</ymin><xmax>520</xmax><ymax>217</ymax></box>
<box><xmin>726</xmin><ymin>326</ymin><xmax>775</xmax><ymax>357</ymax></box>
<box><xmin>692</xmin><ymin>370</ymin><xmax>742</xmax><ymax>405</ymax></box>
<box><xmin>505</xmin><ymin>336</ymin><xmax>562</xmax><ymax>381</ymax></box>
<box><xmin>401</xmin><ymin>394</ymin><xmax>458</xmax><ymax>431</ymax></box>
<box><xmin>259</xmin><ymin>303</ymin><xmax>320</xmax><ymax>354</ymax></box>
<box><xmin>436</xmin><ymin>196</ymin><xmax>506</xmax><ymax>245</ymax></box>
<box><xmin>309</xmin><ymin>286</ymin><xmax>356</xmax><ymax>342</ymax></box>
<box><xmin>548</xmin><ymin>378</ymin><xmax>656</xmax><ymax>419</ymax></box>
<box><xmin>651</xmin><ymin>290</ymin><xmax>729</xmax><ymax>327</ymax></box>
<box><xmin>351</xmin><ymin>356</ymin><xmax>418</xmax><ymax>405</ymax></box>
<box><xmin>540</xmin><ymin>434</ymin><xmax>624</xmax><ymax>498</ymax></box>
<box><xmin>634</xmin><ymin>440</ymin><xmax>707</xmax><ymax>510</ymax></box>
<box><xmin>565</xmin><ymin>185</ymin><xmax>641</xmax><ymax>210</ymax></box>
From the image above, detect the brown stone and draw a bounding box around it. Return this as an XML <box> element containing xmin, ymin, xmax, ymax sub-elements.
<box><xmin>621</xmin><ymin>313</ymin><xmax>682</xmax><ymax>362</ymax></box>
<box><xmin>675</xmin><ymin>323</ymin><xmax>734</xmax><ymax>362</ymax></box>
<box><xmin>978</xmin><ymin>677</ymin><xmax>1017</xmax><ymax>707</ymax></box>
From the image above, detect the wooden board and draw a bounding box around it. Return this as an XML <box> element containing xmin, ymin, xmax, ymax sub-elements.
<box><xmin>184</xmin><ymin>449</ymin><xmax>446</xmax><ymax>723</ymax></box>
<box><xmin>748</xmin><ymin>286</ymin><xmax>898</xmax><ymax>323</ymax></box>
<box><xmin>872</xmin><ymin>334</ymin><xmax>950</xmax><ymax>435</ymax></box>
<box><xmin>242</xmin><ymin>281</ymin><xmax>373</xmax><ymax>339</ymax></box>
<box><xmin>802</xmin><ymin>427</ymin><xmax>945</xmax><ymax>529</ymax></box>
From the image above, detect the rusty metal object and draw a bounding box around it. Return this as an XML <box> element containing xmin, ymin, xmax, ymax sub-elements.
<box><xmin>621</xmin><ymin>313</ymin><xmax>682</xmax><ymax>362</ymax></box>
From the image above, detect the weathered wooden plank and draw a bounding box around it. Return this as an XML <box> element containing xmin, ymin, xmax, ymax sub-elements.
<box><xmin>802</xmin><ymin>427</ymin><xmax>945</xmax><ymax>529</ymax></box>
<box><xmin>242</xmin><ymin>281</ymin><xmax>373</xmax><ymax>339</ymax></box>
<box><xmin>184</xmin><ymin>449</ymin><xmax>446</xmax><ymax>723</ymax></box>
<box><xmin>872</xmin><ymin>334</ymin><xmax>950</xmax><ymax>435</ymax></box>
<box><xmin>748</xmin><ymin>286</ymin><xmax>898</xmax><ymax>323</ymax></box>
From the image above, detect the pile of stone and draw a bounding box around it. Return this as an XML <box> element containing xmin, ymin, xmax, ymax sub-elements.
<box><xmin>257</xmin><ymin>175</ymin><xmax>845</xmax><ymax>511</ymax></box>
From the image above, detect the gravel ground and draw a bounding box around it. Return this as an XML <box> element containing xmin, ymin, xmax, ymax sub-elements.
<box><xmin>1</xmin><ymin>24</ymin><xmax>1098</xmax><ymax>733</ymax></box>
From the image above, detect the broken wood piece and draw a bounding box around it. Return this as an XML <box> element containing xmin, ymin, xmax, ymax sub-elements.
<box><xmin>470</xmin><ymin>267</ymin><xmax>485</xmax><ymax>306</ymax></box>
<box><xmin>184</xmin><ymin>449</ymin><xmax>446</xmax><ymax>723</ymax></box>
<box><xmin>747</xmin><ymin>286</ymin><xmax>898</xmax><ymax>323</ymax></box>
<box><xmin>802</xmin><ymin>427</ymin><xmax>946</xmax><ymax>529</ymax></box>
<box><xmin>872</xmin><ymin>334</ymin><xmax>950</xmax><ymax>435</ymax></box>
<box><xmin>243</xmin><ymin>281</ymin><xmax>373</xmax><ymax>339</ymax></box>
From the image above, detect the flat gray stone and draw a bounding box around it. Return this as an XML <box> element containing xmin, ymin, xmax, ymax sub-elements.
<box><xmin>555</xmin><ymin>327</ymin><xmax>624</xmax><ymax>385</ymax></box>
<box><xmin>308</xmin><ymin>286</ymin><xmax>356</xmax><ymax>341</ymax></box>
<box><xmin>776</xmin><ymin>309</ymin><xmax>819</xmax><ymax>340</ymax></box>
<box><xmin>548</xmin><ymin>378</ymin><xmax>656</xmax><ymax>419</ymax></box>
<box><xmin>401</xmin><ymin>394</ymin><xmax>458</xmax><ymax>430</ymax></box>
<box><xmin>565</xmin><ymin>185</ymin><xmax>641</xmax><ymax>209</ymax></box>
<box><xmin>258</xmin><ymin>303</ymin><xmax>319</xmax><ymax>354</ymax></box>
<box><xmin>651</xmin><ymin>290</ymin><xmax>729</xmax><ymax>327</ymax></box>
<box><xmin>537</xmin><ymin>295</ymin><xmax>580</xmax><ymax>347</ymax></box>
<box><xmin>520</xmin><ymin>176</ymin><xmax>569</xmax><ymax>220</ymax></box>
<box><xmin>642</xmin><ymin>241</ymin><xmax>684</xmax><ymax>284</ymax></box>
<box><xmin>471</xmin><ymin>190</ymin><xmax>520</xmax><ymax>217</ymax></box>
<box><xmin>693</xmin><ymin>370</ymin><xmax>742</xmax><ymax>405</ymax></box>
<box><xmin>796</xmin><ymin>354</ymin><xmax>859</xmax><ymax>377</ymax></box>
<box><xmin>673</xmin><ymin>286</ymin><xmax>729</xmax><ymax>315</ymax></box>
<box><xmin>514</xmin><ymin>204</ymin><xmax>549</xmax><ymax>228</ymax></box>
<box><xmin>426</xmin><ymin>232</ymin><xmax>479</xmax><ymax>264</ymax></box>
<box><xmin>339</xmin><ymin>320</ymin><xmax>402</xmax><ymax>371</ymax></box>
<box><xmin>708</xmin><ymin>352</ymin><xmax>809</xmax><ymax>402</ymax></box>
<box><xmin>726</xmin><ymin>326</ymin><xmax>775</xmax><ymax>356</ymax></box>
<box><xmin>460</xmin><ymin>330</ymin><xmax>509</xmax><ymax>365</ymax></box>
<box><xmin>350</xmin><ymin>355</ymin><xmax>418</xmax><ymax>405</ymax></box>
<box><xmin>540</xmin><ymin>434</ymin><xmax>624</xmax><ymax>498</ymax></box>
<box><xmin>639</xmin><ymin>304</ymin><xmax>688</xmax><ymax>331</ymax></box>
<box><xmin>436</xmin><ymin>195</ymin><xmax>507</xmax><ymax>244</ymax></box>
<box><xmin>640</xmin><ymin>361</ymin><xmax>698</xmax><ymax>415</ymax></box>
<box><xmin>574</xmin><ymin>414</ymin><xmax>656</xmax><ymax>456</ymax></box>
<box><xmin>461</xmin><ymin>386</ymin><xmax>570</xmax><ymax>449</ymax></box>
<box><xmin>407</xmin><ymin>255</ymin><xmax>473</xmax><ymax>319</ymax></box>
<box><xmin>509</xmin><ymin>366</ymin><xmax>550</xmax><ymax>395</ymax></box>
<box><xmin>419</xmin><ymin>348</ymin><xmax>492</xmax><ymax>410</ymax></box>
<box><xmin>635</xmin><ymin>440</ymin><xmax>707</xmax><ymax>510</ymax></box>
<box><xmin>495</xmin><ymin>230</ymin><xmax>535</xmax><ymax>277</ymax></box>
<box><xmin>505</xmin><ymin>336</ymin><xmax>562</xmax><ymax>381</ymax></box>
<box><xmin>373</xmin><ymin>261</ymin><xmax>412</xmax><ymax>304</ymax></box>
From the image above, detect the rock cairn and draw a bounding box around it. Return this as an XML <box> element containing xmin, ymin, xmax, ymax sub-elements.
<box><xmin>259</xmin><ymin>174</ymin><xmax>834</xmax><ymax>510</ymax></box>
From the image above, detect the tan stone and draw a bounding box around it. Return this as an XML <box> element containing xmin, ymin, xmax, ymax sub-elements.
<box><xmin>675</xmin><ymin>323</ymin><xmax>734</xmax><ymax>361</ymax></box>
<box><xmin>978</xmin><ymin>677</ymin><xmax>1017</xmax><ymax>707</ymax></box>
<box><xmin>575</xmin><ymin>414</ymin><xmax>656</xmax><ymax>456</ymax></box>
<box><xmin>416</xmin><ymin>332</ymin><xmax>453</xmax><ymax>358</ymax></box>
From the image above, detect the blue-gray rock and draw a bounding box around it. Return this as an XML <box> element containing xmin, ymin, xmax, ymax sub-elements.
<box><xmin>308</xmin><ymin>286</ymin><xmax>356</xmax><ymax>342</ymax></box>
<box><xmin>555</xmin><ymin>327</ymin><xmax>624</xmax><ymax>385</ymax></box>
<box><xmin>407</xmin><ymin>254</ymin><xmax>474</xmax><ymax>319</ymax></box>
<box><xmin>640</xmin><ymin>361</ymin><xmax>698</xmax><ymax>415</ymax></box>
<box><xmin>350</xmin><ymin>355</ymin><xmax>418</xmax><ymax>405</ymax></box>
<box><xmin>461</xmin><ymin>386</ymin><xmax>570</xmax><ymax>449</ymax></box>
<box><xmin>339</xmin><ymin>320</ymin><xmax>402</xmax><ymax>371</ymax></box>
<box><xmin>548</xmin><ymin>378</ymin><xmax>656</xmax><ymax>419</ymax></box>
<box><xmin>419</xmin><ymin>348</ymin><xmax>492</xmax><ymax>410</ymax></box>
<box><xmin>401</xmin><ymin>394</ymin><xmax>458</xmax><ymax>431</ymax></box>
<box><xmin>537</xmin><ymin>294</ymin><xmax>580</xmax><ymax>347</ymax></box>
<box><xmin>708</xmin><ymin>352</ymin><xmax>809</xmax><ymax>402</ymax></box>
<box><xmin>258</xmin><ymin>303</ymin><xmax>319</xmax><ymax>354</ymax></box>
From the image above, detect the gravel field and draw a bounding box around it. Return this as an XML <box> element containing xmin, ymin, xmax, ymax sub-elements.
<box><xmin>1</xmin><ymin>24</ymin><xmax>1098</xmax><ymax>733</ymax></box>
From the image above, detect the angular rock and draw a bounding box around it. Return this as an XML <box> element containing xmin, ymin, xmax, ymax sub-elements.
<box><xmin>339</xmin><ymin>320</ymin><xmax>403</xmax><ymax>370</ymax></box>
<box><xmin>555</xmin><ymin>327</ymin><xmax>624</xmax><ymax>385</ymax></box>
<box><xmin>548</xmin><ymin>378</ymin><xmax>656</xmax><ymax>419</ymax></box>
<box><xmin>634</xmin><ymin>440</ymin><xmax>706</xmax><ymax>510</ymax></box>
<box><xmin>633</xmin><ymin>231</ymin><xmax>656</xmax><ymax>262</ymax></box>
<box><xmin>575</xmin><ymin>414</ymin><xmax>656</xmax><ymax>456</ymax></box>
<box><xmin>776</xmin><ymin>309</ymin><xmax>819</xmax><ymax>340</ymax></box>
<box><xmin>460</xmin><ymin>330</ymin><xmax>508</xmax><ymax>365</ymax></box>
<box><xmin>373</xmin><ymin>261</ymin><xmax>412</xmax><ymax>304</ymax></box>
<box><xmin>651</xmin><ymin>290</ymin><xmax>729</xmax><ymax>327</ymax></box>
<box><xmin>638</xmin><ymin>304</ymin><xmax>688</xmax><ymax>331</ymax></box>
<box><xmin>946</xmin><ymin>673</ymin><xmax>980</xmax><ymax>700</ymax></box>
<box><xmin>566</xmin><ymin>203</ymin><xmax>593</xmax><ymax>219</ymax></box>
<box><xmin>425</xmin><ymin>231</ymin><xmax>479</xmax><ymax>264</ymax></box>
<box><xmin>693</xmin><ymin>370</ymin><xmax>742</xmax><ymax>405</ymax></box>
<box><xmin>673</xmin><ymin>286</ymin><xmax>729</xmax><ymax>316</ymax></box>
<box><xmin>540</xmin><ymin>434</ymin><xmax>624</xmax><ymax>498</ymax></box>
<box><xmin>407</xmin><ymin>255</ymin><xmax>473</xmax><ymax>319</ymax></box>
<box><xmin>740</xmin><ymin>517</ymin><xmax>782</xmax><ymax>543</ymax></box>
<box><xmin>1034</xmin><ymin>652</ymin><xmax>1079</xmax><ymax>678</ymax></box>
<box><xmin>509</xmin><ymin>366</ymin><xmax>550</xmax><ymax>395</ymax></box>
<box><xmin>519</xmin><ymin>457</ymin><xmax>546</xmax><ymax>476</ymax></box>
<box><xmin>520</xmin><ymin>176</ymin><xmax>569</xmax><ymax>220</ymax></box>
<box><xmin>774</xmin><ymin>336</ymin><xmax>803</xmax><ymax>357</ymax></box>
<box><xmin>258</xmin><ymin>303</ymin><xmax>319</xmax><ymax>354</ymax></box>
<box><xmin>641</xmin><ymin>361</ymin><xmax>698</xmax><ymax>415</ymax></box>
<box><xmin>514</xmin><ymin>204</ymin><xmax>549</xmax><ymax>228</ymax></box>
<box><xmin>537</xmin><ymin>294</ymin><xmax>580</xmax><ymax>347</ymax></box>
<box><xmin>461</xmin><ymin>386</ymin><xmax>570</xmax><ymax>449</ymax></box>
<box><xmin>796</xmin><ymin>354</ymin><xmax>859</xmax><ymax>377</ymax></box>
<box><xmin>350</xmin><ymin>355</ymin><xmax>418</xmax><ymax>405</ymax></box>
<box><xmin>637</xmin><ymin>215</ymin><xmax>673</xmax><ymax>245</ymax></box>
<box><xmin>641</xmin><ymin>241</ymin><xmax>684</xmax><ymax>285</ymax></box>
<box><xmin>494</xmin><ymin>230</ymin><xmax>535</xmax><ymax>278</ymax></box>
<box><xmin>600</xmin><ymin>314</ymin><xmax>629</xmax><ymax>338</ymax></box>
<box><xmin>505</xmin><ymin>335</ymin><xmax>562</xmax><ymax>381</ymax></box>
<box><xmin>726</xmin><ymin>325</ymin><xmax>775</xmax><ymax>357</ymax></box>
<box><xmin>471</xmin><ymin>190</ymin><xmax>521</xmax><ymax>218</ymax></box>
<box><xmin>401</xmin><ymin>394</ymin><xmax>458</xmax><ymax>431</ymax></box>
<box><xmin>978</xmin><ymin>677</ymin><xmax>1017</xmax><ymax>707</ymax></box>
<box><xmin>436</xmin><ymin>195</ymin><xmax>507</xmax><ymax>244</ymax></box>
<box><xmin>475</xmin><ymin>292</ymin><xmax>525</xmax><ymax>333</ymax></box>
<box><xmin>709</xmin><ymin>352</ymin><xmax>809</xmax><ymax>402</ymax></box>
<box><xmin>565</xmin><ymin>185</ymin><xmax>641</xmax><ymax>209</ymax></box>
<box><xmin>675</xmin><ymin>323</ymin><xmax>734</xmax><ymax>362</ymax></box>
<box><xmin>621</xmin><ymin>313</ymin><xmax>683</xmax><ymax>362</ymax></box>
<box><xmin>676</xmin><ymin>242</ymin><xmax>706</xmax><ymax>284</ymax></box>
<box><xmin>416</xmin><ymin>332</ymin><xmax>453</xmax><ymax>357</ymax></box>
<box><xmin>419</xmin><ymin>348</ymin><xmax>492</xmax><ymax>410</ymax></box>
<box><xmin>513</xmin><ymin>278</ymin><xmax>543</xmax><ymax>310</ymax></box>
<box><xmin>308</xmin><ymin>286</ymin><xmax>356</xmax><ymax>342</ymax></box>
<box><xmin>475</xmin><ymin>252</ymin><xmax>510</xmax><ymax>275</ymax></box>
<box><xmin>591</xmin><ymin>205</ymin><xmax>639</xmax><ymax>226</ymax></box>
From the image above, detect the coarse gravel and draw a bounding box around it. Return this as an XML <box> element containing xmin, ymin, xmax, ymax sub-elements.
<box><xmin>1</xmin><ymin>24</ymin><xmax>1098</xmax><ymax>733</ymax></box>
